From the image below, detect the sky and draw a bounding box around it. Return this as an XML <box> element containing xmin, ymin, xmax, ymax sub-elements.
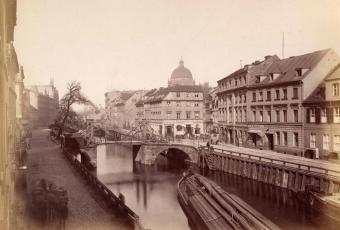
<box><xmin>14</xmin><ymin>0</ymin><xmax>340</xmax><ymax>105</ymax></box>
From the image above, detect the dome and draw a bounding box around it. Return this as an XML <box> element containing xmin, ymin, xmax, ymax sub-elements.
<box><xmin>168</xmin><ymin>59</ymin><xmax>195</xmax><ymax>87</ymax></box>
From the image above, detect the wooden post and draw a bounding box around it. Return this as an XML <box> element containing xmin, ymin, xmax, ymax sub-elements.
<box><xmin>301</xmin><ymin>174</ymin><xmax>306</xmax><ymax>192</ymax></box>
<box><xmin>281</xmin><ymin>171</ymin><xmax>289</xmax><ymax>188</ymax></box>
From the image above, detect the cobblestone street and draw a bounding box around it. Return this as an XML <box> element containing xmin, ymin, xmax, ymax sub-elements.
<box><xmin>20</xmin><ymin>129</ymin><xmax>130</xmax><ymax>230</ymax></box>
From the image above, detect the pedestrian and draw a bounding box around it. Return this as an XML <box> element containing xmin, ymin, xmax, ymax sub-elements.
<box><xmin>60</xmin><ymin>133</ymin><xmax>65</xmax><ymax>149</ymax></box>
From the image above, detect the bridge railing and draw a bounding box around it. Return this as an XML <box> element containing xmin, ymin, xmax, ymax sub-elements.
<box><xmin>62</xmin><ymin>148</ymin><xmax>145</xmax><ymax>230</ymax></box>
<box><xmin>203</xmin><ymin>146</ymin><xmax>340</xmax><ymax>178</ymax></box>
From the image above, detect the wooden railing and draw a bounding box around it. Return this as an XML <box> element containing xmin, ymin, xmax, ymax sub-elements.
<box><xmin>204</xmin><ymin>146</ymin><xmax>340</xmax><ymax>178</ymax></box>
<box><xmin>62</xmin><ymin>149</ymin><xmax>145</xmax><ymax>230</ymax></box>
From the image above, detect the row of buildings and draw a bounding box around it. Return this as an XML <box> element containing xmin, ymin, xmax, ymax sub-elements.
<box><xmin>1</xmin><ymin>0</ymin><xmax>23</xmax><ymax>228</ymax></box>
<box><xmin>1</xmin><ymin>1</ymin><xmax>59</xmax><ymax>228</ymax></box>
<box><xmin>105</xmin><ymin>60</ymin><xmax>211</xmax><ymax>138</ymax></box>
<box><xmin>105</xmin><ymin>49</ymin><xmax>340</xmax><ymax>160</ymax></box>
<box><xmin>213</xmin><ymin>48</ymin><xmax>340</xmax><ymax>160</ymax></box>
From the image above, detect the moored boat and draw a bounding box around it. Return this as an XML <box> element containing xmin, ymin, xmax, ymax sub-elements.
<box><xmin>178</xmin><ymin>173</ymin><xmax>280</xmax><ymax>230</ymax></box>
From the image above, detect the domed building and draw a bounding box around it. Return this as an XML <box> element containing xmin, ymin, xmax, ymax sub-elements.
<box><xmin>168</xmin><ymin>59</ymin><xmax>195</xmax><ymax>87</ymax></box>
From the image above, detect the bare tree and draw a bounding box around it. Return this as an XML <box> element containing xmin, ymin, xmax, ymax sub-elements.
<box><xmin>56</xmin><ymin>81</ymin><xmax>91</xmax><ymax>137</ymax></box>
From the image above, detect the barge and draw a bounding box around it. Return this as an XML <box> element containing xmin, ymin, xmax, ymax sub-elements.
<box><xmin>178</xmin><ymin>173</ymin><xmax>280</xmax><ymax>230</ymax></box>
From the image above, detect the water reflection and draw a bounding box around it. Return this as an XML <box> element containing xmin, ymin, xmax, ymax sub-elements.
<box><xmin>202</xmin><ymin>170</ymin><xmax>339</xmax><ymax>230</ymax></box>
<box><xmin>95</xmin><ymin>144</ymin><xmax>339</xmax><ymax>230</ymax></box>
<box><xmin>96</xmin><ymin>144</ymin><xmax>190</xmax><ymax>230</ymax></box>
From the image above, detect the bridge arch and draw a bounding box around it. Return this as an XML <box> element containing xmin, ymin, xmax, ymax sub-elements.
<box><xmin>134</xmin><ymin>144</ymin><xmax>199</xmax><ymax>165</ymax></box>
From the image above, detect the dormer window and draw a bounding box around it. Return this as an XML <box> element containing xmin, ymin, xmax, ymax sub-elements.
<box><xmin>255</xmin><ymin>75</ymin><xmax>266</xmax><ymax>83</ymax></box>
<box><xmin>295</xmin><ymin>68</ymin><xmax>309</xmax><ymax>77</ymax></box>
<box><xmin>295</xmin><ymin>68</ymin><xmax>302</xmax><ymax>77</ymax></box>
<box><xmin>269</xmin><ymin>73</ymin><xmax>280</xmax><ymax>81</ymax></box>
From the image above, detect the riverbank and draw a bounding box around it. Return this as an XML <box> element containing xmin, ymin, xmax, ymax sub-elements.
<box><xmin>17</xmin><ymin>129</ymin><xmax>130</xmax><ymax>230</ymax></box>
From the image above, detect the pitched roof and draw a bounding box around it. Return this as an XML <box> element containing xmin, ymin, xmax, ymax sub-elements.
<box><xmin>250</xmin><ymin>49</ymin><xmax>330</xmax><ymax>87</ymax></box>
<box><xmin>120</xmin><ymin>92</ymin><xmax>134</xmax><ymax>100</ymax></box>
<box><xmin>167</xmin><ymin>85</ymin><xmax>203</xmax><ymax>92</ymax></box>
<box><xmin>325</xmin><ymin>63</ymin><xmax>340</xmax><ymax>81</ymax></box>
<box><xmin>135</xmin><ymin>85</ymin><xmax>204</xmax><ymax>106</ymax></box>
<box><xmin>304</xmin><ymin>83</ymin><xmax>326</xmax><ymax>103</ymax></box>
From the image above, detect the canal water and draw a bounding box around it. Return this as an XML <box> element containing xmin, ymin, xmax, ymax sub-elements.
<box><xmin>96</xmin><ymin>144</ymin><xmax>190</xmax><ymax>230</ymax></box>
<box><xmin>95</xmin><ymin>143</ymin><xmax>339</xmax><ymax>230</ymax></box>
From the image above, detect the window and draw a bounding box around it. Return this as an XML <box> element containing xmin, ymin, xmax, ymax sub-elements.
<box><xmin>252</xmin><ymin>92</ymin><xmax>256</xmax><ymax>102</ymax></box>
<box><xmin>276</xmin><ymin>110</ymin><xmax>280</xmax><ymax>122</ymax></box>
<box><xmin>333</xmin><ymin>83</ymin><xmax>339</xmax><ymax>96</ymax></box>
<box><xmin>186</xmin><ymin>111</ymin><xmax>191</xmax><ymax>119</ymax></box>
<box><xmin>334</xmin><ymin>107</ymin><xmax>340</xmax><ymax>123</ymax></box>
<box><xmin>283</xmin><ymin>132</ymin><xmax>288</xmax><ymax>146</ymax></box>
<box><xmin>259</xmin><ymin>111</ymin><xmax>263</xmax><ymax>122</ymax></box>
<box><xmin>293</xmin><ymin>133</ymin><xmax>299</xmax><ymax>147</ymax></box>
<box><xmin>334</xmin><ymin>135</ymin><xmax>340</xmax><ymax>151</ymax></box>
<box><xmin>259</xmin><ymin>91</ymin><xmax>263</xmax><ymax>101</ymax></box>
<box><xmin>293</xmin><ymin>110</ymin><xmax>298</xmax><ymax>122</ymax></box>
<box><xmin>282</xmin><ymin>89</ymin><xmax>287</xmax><ymax>100</ymax></box>
<box><xmin>176</xmin><ymin>102</ymin><xmax>180</xmax><ymax>107</ymax></box>
<box><xmin>186</xmin><ymin>93</ymin><xmax>189</xmax><ymax>97</ymax></box>
<box><xmin>276</xmin><ymin>132</ymin><xmax>281</xmax><ymax>145</ymax></box>
<box><xmin>266</xmin><ymin>91</ymin><xmax>271</xmax><ymax>101</ymax></box>
<box><xmin>244</xmin><ymin>109</ymin><xmax>247</xmax><ymax>122</ymax></box>
<box><xmin>267</xmin><ymin>110</ymin><xmax>271</xmax><ymax>122</ymax></box>
<box><xmin>194</xmin><ymin>111</ymin><xmax>200</xmax><ymax>119</ymax></box>
<box><xmin>283</xmin><ymin>110</ymin><xmax>287</xmax><ymax>122</ymax></box>
<box><xmin>252</xmin><ymin>110</ymin><xmax>256</xmax><ymax>122</ymax></box>
<box><xmin>235</xmin><ymin>78</ymin><xmax>238</xmax><ymax>86</ymax></box>
<box><xmin>244</xmin><ymin>94</ymin><xmax>247</xmax><ymax>103</ymax></box>
<box><xmin>295</xmin><ymin>68</ymin><xmax>302</xmax><ymax>77</ymax></box>
<box><xmin>195</xmin><ymin>94</ymin><xmax>199</xmax><ymax>98</ymax></box>
<box><xmin>321</xmin><ymin>108</ymin><xmax>327</xmax><ymax>123</ymax></box>
<box><xmin>275</xmin><ymin>90</ymin><xmax>280</xmax><ymax>100</ymax></box>
<box><xmin>176</xmin><ymin>112</ymin><xmax>181</xmax><ymax>119</ymax></box>
<box><xmin>167</xmin><ymin>101</ymin><xmax>171</xmax><ymax>106</ymax></box>
<box><xmin>310</xmin><ymin>133</ymin><xmax>316</xmax><ymax>148</ymax></box>
<box><xmin>323</xmin><ymin>134</ymin><xmax>329</xmax><ymax>150</ymax></box>
<box><xmin>166</xmin><ymin>111</ymin><xmax>172</xmax><ymax>119</ymax></box>
<box><xmin>194</xmin><ymin>103</ymin><xmax>199</xmax><ymax>107</ymax></box>
<box><xmin>293</xmin><ymin>88</ymin><xmax>298</xmax><ymax>99</ymax></box>
<box><xmin>176</xmin><ymin>92</ymin><xmax>180</xmax><ymax>97</ymax></box>
<box><xmin>310</xmin><ymin>108</ymin><xmax>316</xmax><ymax>123</ymax></box>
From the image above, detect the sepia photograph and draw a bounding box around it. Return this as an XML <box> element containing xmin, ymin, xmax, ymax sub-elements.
<box><xmin>1</xmin><ymin>0</ymin><xmax>340</xmax><ymax>229</ymax></box>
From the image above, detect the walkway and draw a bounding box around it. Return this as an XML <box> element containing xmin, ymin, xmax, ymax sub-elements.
<box><xmin>21</xmin><ymin>129</ymin><xmax>129</xmax><ymax>230</ymax></box>
<box><xmin>171</xmin><ymin>139</ymin><xmax>340</xmax><ymax>177</ymax></box>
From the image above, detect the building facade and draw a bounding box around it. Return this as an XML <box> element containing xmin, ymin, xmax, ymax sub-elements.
<box><xmin>29</xmin><ymin>80</ymin><xmax>59</xmax><ymax>128</ymax></box>
<box><xmin>137</xmin><ymin>86</ymin><xmax>204</xmax><ymax>137</ymax></box>
<box><xmin>136</xmin><ymin>59</ymin><xmax>205</xmax><ymax>138</ymax></box>
<box><xmin>0</xmin><ymin>0</ymin><xmax>19</xmax><ymax>228</ymax></box>
<box><xmin>215</xmin><ymin>49</ymin><xmax>340</xmax><ymax>158</ymax></box>
<box><xmin>216</xmin><ymin>55</ymin><xmax>279</xmax><ymax>146</ymax></box>
<box><xmin>303</xmin><ymin>64</ymin><xmax>340</xmax><ymax>159</ymax></box>
<box><xmin>104</xmin><ymin>90</ymin><xmax>146</xmax><ymax>129</ymax></box>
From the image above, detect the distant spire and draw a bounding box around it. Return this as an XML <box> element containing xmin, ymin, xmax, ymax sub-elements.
<box><xmin>282</xmin><ymin>32</ymin><xmax>285</xmax><ymax>59</ymax></box>
<box><xmin>50</xmin><ymin>77</ymin><xmax>54</xmax><ymax>86</ymax></box>
<box><xmin>179</xmin><ymin>57</ymin><xmax>184</xmax><ymax>66</ymax></box>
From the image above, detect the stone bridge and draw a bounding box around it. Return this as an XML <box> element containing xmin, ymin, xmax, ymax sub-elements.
<box><xmin>133</xmin><ymin>143</ymin><xmax>199</xmax><ymax>165</ymax></box>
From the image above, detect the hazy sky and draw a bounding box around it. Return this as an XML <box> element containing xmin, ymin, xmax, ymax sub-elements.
<box><xmin>14</xmin><ymin>0</ymin><xmax>340</xmax><ymax>105</ymax></box>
